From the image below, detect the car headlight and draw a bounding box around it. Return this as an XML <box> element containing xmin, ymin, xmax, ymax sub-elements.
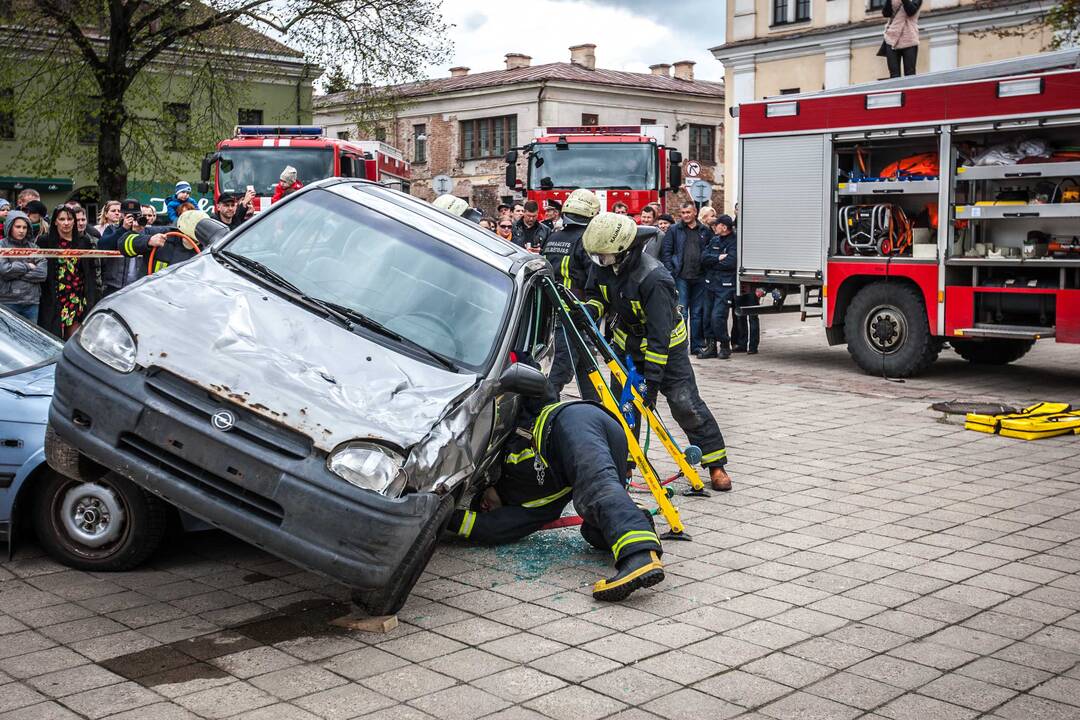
<box><xmin>327</xmin><ymin>442</ymin><xmax>408</xmax><ymax>496</ymax></box>
<box><xmin>78</xmin><ymin>313</ymin><xmax>136</xmax><ymax>373</ymax></box>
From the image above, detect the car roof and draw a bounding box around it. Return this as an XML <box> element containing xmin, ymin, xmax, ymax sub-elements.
<box><xmin>308</xmin><ymin>179</ymin><xmax>532</xmax><ymax>275</ymax></box>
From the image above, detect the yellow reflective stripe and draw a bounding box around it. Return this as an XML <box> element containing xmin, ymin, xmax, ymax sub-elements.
<box><xmin>123</xmin><ymin>234</ymin><xmax>136</xmax><ymax>256</ymax></box>
<box><xmin>613</xmin><ymin>328</ymin><xmax>628</xmax><ymax>350</ymax></box>
<box><xmin>599</xmin><ymin>285</ymin><xmax>609</xmax><ymax>302</ymax></box>
<box><xmin>154</xmin><ymin>261</ymin><xmax>167</xmax><ymax>273</ymax></box>
<box><xmin>522</xmin><ymin>486</ymin><xmax>572</xmax><ymax>508</ymax></box>
<box><xmin>532</xmin><ymin>401</ymin><xmax>569</xmax><ymax>467</ymax></box>
<box><xmin>630</xmin><ymin>300</ymin><xmax>644</xmax><ymax>320</ymax></box>
<box><xmin>458</xmin><ymin>510</ymin><xmax>477</xmax><ymax>538</ymax></box>
<box><xmin>560</xmin><ymin>256</ymin><xmax>572</xmax><ymax>289</ymax></box>
<box><xmin>507</xmin><ymin>448</ymin><xmax>536</xmax><ymax>465</ymax></box>
<box><xmin>701</xmin><ymin>449</ymin><xmax>727</xmax><ymax>463</ymax></box>
<box><xmin>611</xmin><ymin>530</ymin><xmax>659</xmax><ymax>562</ymax></box>
<box><xmin>585</xmin><ymin>299</ymin><xmax>605</xmax><ymax>318</ymax></box>
<box><xmin>669</xmin><ymin>319</ymin><xmax>688</xmax><ymax>347</ymax></box>
<box><xmin>644</xmin><ymin>350</ymin><xmax>668</xmax><ymax>366</ymax></box>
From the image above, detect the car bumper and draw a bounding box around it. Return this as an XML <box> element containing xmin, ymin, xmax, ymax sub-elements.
<box><xmin>49</xmin><ymin>342</ymin><xmax>442</xmax><ymax>590</ymax></box>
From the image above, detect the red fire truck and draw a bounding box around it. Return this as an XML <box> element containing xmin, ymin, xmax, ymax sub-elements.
<box><xmin>505</xmin><ymin>125</ymin><xmax>684</xmax><ymax>218</ymax></box>
<box><xmin>735</xmin><ymin>49</ymin><xmax>1080</xmax><ymax>377</ymax></box>
<box><xmin>199</xmin><ymin>126</ymin><xmax>410</xmax><ymax>212</ymax></box>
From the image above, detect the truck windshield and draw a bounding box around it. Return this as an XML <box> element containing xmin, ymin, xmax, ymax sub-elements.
<box><xmin>217</xmin><ymin>147</ymin><xmax>334</xmax><ymax>196</ymax></box>
<box><xmin>221</xmin><ymin>189</ymin><xmax>513</xmax><ymax>372</ymax></box>
<box><xmin>528</xmin><ymin>142</ymin><xmax>658</xmax><ymax>190</ymax></box>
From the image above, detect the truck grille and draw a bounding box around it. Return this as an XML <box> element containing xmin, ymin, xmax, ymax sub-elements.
<box><xmin>145</xmin><ymin>369</ymin><xmax>312</xmax><ymax>459</ymax></box>
<box><xmin>119</xmin><ymin>433</ymin><xmax>285</xmax><ymax>526</ymax></box>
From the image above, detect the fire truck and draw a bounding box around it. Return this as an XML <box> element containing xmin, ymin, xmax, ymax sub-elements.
<box><xmin>199</xmin><ymin>126</ymin><xmax>410</xmax><ymax>212</ymax></box>
<box><xmin>735</xmin><ymin>49</ymin><xmax>1080</xmax><ymax>377</ymax></box>
<box><xmin>504</xmin><ymin>125</ymin><xmax>684</xmax><ymax>218</ymax></box>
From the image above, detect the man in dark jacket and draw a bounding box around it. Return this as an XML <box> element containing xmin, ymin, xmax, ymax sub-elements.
<box><xmin>659</xmin><ymin>201</ymin><xmax>710</xmax><ymax>353</ymax></box>
<box><xmin>511</xmin><ymin>200</ymin><xmax>551</xmax><ymax>251</ymax></box>
<box><xmin>211</xmin><ymin>190</ymin><xmax>254</xmax><ymax>230</ymax></box>
<box><xmin>699</xmin><ymin>215</ymin><xmax>738</xmax><ymax>359</ymax></box>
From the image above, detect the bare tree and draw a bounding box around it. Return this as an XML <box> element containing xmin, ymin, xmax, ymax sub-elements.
<box><xmin>0</xmin><ymin>0</ymin><xmax>450</xmax><ymax>201</ymax></box>
<box><xmin>971</xmin><ymin>0</ymin><xmax>1078</xmax><ymax>50</ymax></box>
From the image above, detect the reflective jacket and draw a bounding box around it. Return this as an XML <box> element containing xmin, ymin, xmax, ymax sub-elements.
<box><xmin>541</xmin><ymin>224</ymin><xmax>590</xmax><ymax>299</ymax></box>
<box><xmin>112</xmin><ymin>225</ymin><xmax>198</xmax><ymax>276</ymax></box>
<box><xmin>584</xmin><ymin>251</ymin><xmax>687</xmax><ymax>382</ymax></box>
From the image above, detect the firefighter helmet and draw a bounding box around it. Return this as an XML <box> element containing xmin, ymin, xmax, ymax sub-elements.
<box><xmin>433</xmin><ymin>194</ymin><xmax>469</xmax><ymax>216</ymax></box>
<box><xmin>583</xmin><ymin>212</ymin><xmax>637</xmax><ymax>256</ymax></box>
<box><xmin>562</xmin><ymin>189</ymin><xmax>601</xmax><ymax>226</ymax></box>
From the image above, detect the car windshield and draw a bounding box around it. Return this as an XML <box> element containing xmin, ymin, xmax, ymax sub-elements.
<box><xmin>528</xmin><ymin>142</ymin><xmax>658</xmax><ymax>190</ymax></box>
<box><xmin>221</xmin><ymin>189</ymin><xmax>514</xmax><ymax>372</ymax></box>
<box><xmin>0</xmin><ymin>308</ymin><xmax>62</xmax><ymax>377</ymax></box>
<box><xmin>218</xmin><ymin>147</ymin><xmax>334</xmax><ymax>196</ymax></box>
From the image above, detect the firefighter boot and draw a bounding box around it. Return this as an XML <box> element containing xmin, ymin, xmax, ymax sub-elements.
<box><xmin>593</xmin><ymin>550</ymin><xmax>665</xmax><ymax>602</ymax></box>
<box><xmin>698</xmin><ymin>342</ymin><xmax>718</xmax><ymax>359</ymax></box>
<box><xmin>710</xmin><ymin>466</ymin><xmax>733</xmax><ymax>492</ymax></box>
<box><xmin>718</xmin><ymin>343</ymin><xmax>732</xmax><ymax>360</ymax></box>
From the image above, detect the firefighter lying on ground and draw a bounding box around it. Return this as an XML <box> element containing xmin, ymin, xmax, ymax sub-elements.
<box><xmin>450</xmin><ymin>388</ymin><xmax>665</xmax><ymax>602</ymax></box>
<box><xmin>582</xmin><ymin>212</ymin><xmax>733</xmax><ymax>492</ymax></box>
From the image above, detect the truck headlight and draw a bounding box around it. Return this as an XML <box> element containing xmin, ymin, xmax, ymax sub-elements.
<box><xmin>327</xmin><ymin>442</ymin><xmax>408</xmax><ymax>497</ymax></box>
<box><xmin>78</xmin><ymin>313</ymin><xmax>136</xmax><ymax>373</ymax></box>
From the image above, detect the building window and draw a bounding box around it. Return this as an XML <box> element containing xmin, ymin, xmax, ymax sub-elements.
<box><xmin>374</xmin><ymin>126</ymin><xmax>387</xmax><ymax>143</ymax></box>
<box><xmin>0</xmin><ymin>88</ymin><xmax>15</xmax><ymax>140</ymax></box>
<box><xmin>163</xmin><ymin>102</ymin><xmax>190</xmax><ymax>150</ymax></box>
<box><xmin>336</xmin><ymin>130</ymin><xmax>350</xmax><ymax>140</ymax></box>
<box><xmin>688</xmin><ymin>124</ymin><xmax>716</xmax><ymax>165</ymax></box>
<box><xmin>413</xmin><ymin>124</ymin><xmax>426</xmax><ymax>163</ymax></box>
<box><xmin>238</xmin><ymin>108</ymin><xmax>263</xmax><ymax>125</ymax></box>
<box><xmin>581</xmin><ymin>113</ymin><xmax>598</xmax><ymax>126</ymax></box>
<box><xmin>772</xmin><ymin>0</ymin><xmax>810</xmax><ymax>25</ymax></box>
<box><xmin>640</xmin><ymin>118</ymin><xmax>656</xmax><ymax>125</ymax></box>
<box><xmin>780</xmin><ymin>88</ymin><xmax>801</xmax><ymax>95</ymax></box>
<box><xmin>460</xmin><ymin>115</ymin><xmax>517</xmax><ymax>161</ymax></box>
<box><xmin>868</xmin><ymin>0</ymin><xmax>887</xmax><ymax>9</ymax></box>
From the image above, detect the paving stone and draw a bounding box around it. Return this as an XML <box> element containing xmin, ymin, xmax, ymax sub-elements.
<box><xmin>524</xmin><ymin>685</ymin><xmax>628</xmax><ymax>720</ymax></box>
<box><xmin>760</xmin><ymin>690</ymin><xmax>862</xmax><ymax>720</ymax></box>
<box><xmin>248</xmin><ymin>665</ymin><xmax>346</xmax><ymax>700</ymax></box>
<box><xmin>886</xmin><ymin>640</ymin><xmax>978</xmax><ymax>671</ymax></box>
<box><xmin>848</xmin><ymin>655</ymin><xmax>942</xmax><ymax>689</ymax></box>
<box><xmin>408</xmin><ymin>684</ymin><xmax>511</xmax><ymax>720</ymax></box>
<box><xmin>994</xmin><ymin>694</ymin><xmax>1080</xmax><ymax>720</ymax></box>
<box><xmin>321</xmin><ymin>647</ymin><xmax>409</xmax><ymax>681</ymax></box>
<box><xmin>360</xmin><ymin>665</ymin><xmax>456</xmax><ymax>702</ymax></box>
<box><xmin>528</xmin><ymin>648</ymin><xmax>620</xmax><ymax>683</ymax></box>
<box><xmin>1031</xmin><ymin>676</ymin><xmax>1080</xmax><ymax>707</ymax></box>
<box><xmin>479</xmin><ymin>633</ymin><xmax>569</xmax><ymax>664</ymax></box>
<box><xmin>208</xmin><ymin>646</ymin><xmax>300</xmax><ymax>679</ymax></box>
<box><xmin>419</xmin><ymin>647</ymin><xmax>515</xmax><ymax>682</ymax></box>
<box><xmin>291</xmin><ymin>683</ymin><xmax>396</xmax><ymax>720</ymax></box>
<box><xmin>957</xmin><ymin>656</ymin><xmax>1053</xmax><ymax>692</ymax></box>
<box><xmin>876</xmin><ymin>694</ymin><xmax>979</xmax><ymax>720</ymax></box>
<box><xmin>26</xmin><ymin>664</ymin><xmax>125</xmax><ymax>698</ymax></box>
<box><xmin>994</xmin><ymin>641</ymin><xmax>1079</xmax><ymax>673</ymax></box>
<box><xmin>743</xmin><ymin>653</ymin><xmax>832</xmax><ymax>688</ymax></box>
<box><xmin>642</xmin><ymin>688</ymin><xmax>743</xmax><ymax>719</ymax></box>
<box><xmin>57</xmin><ymin>681</ymin><xmax>162</xmax><ymax>719</ymax></box>
<box><xmin>0</xmin><ymin>700</ymin><xmax>83</xmax><ymax>719</ymax></box>
<box><xmin>684</xmin><ymin>635</ymin><xmax>772</xmax><ymax>666</ymax></box>
<box><xmin>694</xmin><ymin>670</ymin><xmax>791</xmax><ymax>709</ymax></box>
<box><xmin>471</xmin><ymin>666</ymin><xmax>567</xmax><ymax>703</ymax></box>
<box><xmin>805</xmin><ymin>672</ymin><xmax>905</xmax><ymax>710</ymax></box>
<box><xmin>786</xmin><ymin>637</ymin><xmax>875</xmax><ymax>670</ymax></box>
<box><xmin>0</xmin><ymin>649</ymin><xmax>87</xmax><ymax>680</ymax></box>
<box><xmin>0</xmin><ymin>683</ymin><xmax>46</xmax><ymax>713</ymax></box>
<box><xmin>919</xmin><ymin>674</ymin><xmax>1018</xmax><ymax>712</ymax></box>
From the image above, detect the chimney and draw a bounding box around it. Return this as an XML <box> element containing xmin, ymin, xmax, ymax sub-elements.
<box><xmin>505</xmin><ymin>53</ymin><xmax>532</xmax><ymax>70</ymax></box>
<box><xmin>672</xmin><ymin>60</ymin><xmax>696</xmax><ymax>81</ymax></box>
<box><xmin>649</xmin><ymin>63</ymin><xmax>671</xmax><ymax>77</ymax></box>
<box><xmin>569</xmin><ymin>43</ymin><xmax>596</xmax><ymax>71</ymax></box>
<box><xmin>449</xmin><ymin>66</ymin><xmax>470</xmax><ymax>78</ymax></box>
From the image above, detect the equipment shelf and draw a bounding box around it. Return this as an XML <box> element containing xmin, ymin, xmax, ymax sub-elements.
<box><xmin>946</xmin><ymin>257</ymin><xmax>1080</xmax><ymax>267</ymax></box>
<box><xmin>837</xmin><ymin>179</ymin><xmax>939</xmax><ymax>195</ymax></box>
<box><xmin>956</xmin><ymin>161</ymin><xmax>1080</xmax><ymax>182</ymax></box>
<box><xmin>955</xmin><ymin>203</ymin><xmax>1080</xmax><ymax>220</ymax></box>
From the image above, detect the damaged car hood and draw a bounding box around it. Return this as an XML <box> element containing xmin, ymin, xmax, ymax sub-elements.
<box><xmin>99</xmin><ymin>256</ymin><xmax>479</xmax><ymax>453</ymax></box>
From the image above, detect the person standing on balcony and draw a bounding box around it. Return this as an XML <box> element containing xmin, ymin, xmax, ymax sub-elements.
<box><xmin>880</xmin><ymin>0</ymin><xmax>921</xmax><ymax>78</ymax></box>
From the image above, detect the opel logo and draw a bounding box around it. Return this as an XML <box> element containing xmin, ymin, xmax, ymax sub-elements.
<box><xmin>211</xmin><ymin>410</ymin><xmax>236</xmax><ymax>432</ymax></box>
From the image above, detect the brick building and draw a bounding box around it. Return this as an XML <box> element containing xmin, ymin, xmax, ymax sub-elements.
<box><xmin>314</xmin><ymin>44</ymin><xmax>726</xmax><ymax>212</ymax></box>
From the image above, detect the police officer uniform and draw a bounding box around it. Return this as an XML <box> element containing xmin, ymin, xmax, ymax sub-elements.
<box><xmin>451</xmin><ymin>400</ymin><xmax>664</xmax><ymax>601</ymax></box>
<box><xmin>582</xmin><ymin>213</ymin><xmax>732</xmax><ymax>490</ymax></box>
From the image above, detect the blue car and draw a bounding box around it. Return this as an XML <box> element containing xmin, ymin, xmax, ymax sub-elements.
<box><xmin>0</xmin><ymin>307</ymin><xmax>172</xmax><ymax>568</ymax></box>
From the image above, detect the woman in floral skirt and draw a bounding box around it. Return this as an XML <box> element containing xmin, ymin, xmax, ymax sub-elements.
<box><xmin>38</xmin><ymin>205</ymin><xmax>99</xmax><ymax>339</ymax></box>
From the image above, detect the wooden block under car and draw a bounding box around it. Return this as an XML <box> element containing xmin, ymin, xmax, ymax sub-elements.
<box><xmin>330</xmin><ymin>613</ymin><xmax>399</xmax><ymax>633</ymax></box>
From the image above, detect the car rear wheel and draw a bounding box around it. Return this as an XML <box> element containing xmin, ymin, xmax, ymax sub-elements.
<box><xmin>951</xmin><ymin>338</ymin><xmax>1035</xmax><ymax>365</ymax></box>
<box><xmin>351</xmin><ymin>492</ymin><xmax>455</xmax><ymax>617</ymax></box>
<box><xmin>34</xmin><ymin>471</ymin><xmax>168</xmax><ymax>571</ymax></box>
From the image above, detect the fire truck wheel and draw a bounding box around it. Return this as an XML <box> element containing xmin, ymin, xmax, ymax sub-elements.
<box><xmin>951</xmin><ymin>338</ymin><xmax>1035</xmax><ymax>365</ymax></box>
<box><xmin>844</xmin><ymin>282</ymin><xmax>939</xmax><ymax>378</ymax></box>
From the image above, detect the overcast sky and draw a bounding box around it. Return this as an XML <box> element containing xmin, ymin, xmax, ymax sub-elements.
<box><xmin>431</xmin><ymin>0</ymin><xmax>726</xmax><ymax>82</ymax></box>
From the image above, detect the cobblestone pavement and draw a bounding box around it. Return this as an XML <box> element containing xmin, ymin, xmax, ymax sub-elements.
<box><xmin>3</xmin><ymin>315</ymin><xmax>1080</xmax><ymax>720</ymax></box>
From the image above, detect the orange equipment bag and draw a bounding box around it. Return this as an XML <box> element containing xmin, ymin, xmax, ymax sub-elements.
<box><xmin>880</xmin><ymin>152</ymin><xmax>939</xmax><ymax>178</ymax></box>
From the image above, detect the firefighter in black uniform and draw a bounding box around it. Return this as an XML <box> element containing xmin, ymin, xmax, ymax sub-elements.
<box><xmin>450</xmin><ymin>394</ymin><xmax>664</xmax><ymax>602</ymax></box>
<box><xmin>111</xmin><ymin>208</ymin><xmax>205</xmax><ymax>276</ymax></box>
<box><xmin>582</xmin><ymin>213</ymin><xmax>733</xmax><ymax>492</ymax></box>
<box><xmin>543</xmin><ymin>188</ymin><xmax>601</xmax><ymax>400</ymax></box>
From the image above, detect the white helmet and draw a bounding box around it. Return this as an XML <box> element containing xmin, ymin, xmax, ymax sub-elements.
<box><xmin>433</xmin><ymin>194</ymin><xmax>469</xmax><ymax>216</ymax></box>
<box><xmin>583</xmin><ymin>212</ymin><xmax>638</xmax><ymax>256</ymax></box>
<box><xmin>562</xmin><ymin>189</ymin><xmax>601</xmax><ymax>225</ymax></box>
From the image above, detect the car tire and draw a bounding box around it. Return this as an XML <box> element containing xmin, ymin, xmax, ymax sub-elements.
<box><xmin>34</xmin><ymin>471</ymin><xmax>168</xmax><ymax>571</ymax></box>
<box><xmin>351</xmin><ymin>493</ymin><xmax>455</xmax><ymax>617</ymax></box>
<box><xmin>44</xmin><ymin>424</ymin><xmax>88</xmax><ymax>481</ymax></box>
<box><xmin>844</xmin><ymin>282</ymin><xmax>940</xmax><ymax>378</ymax></box>
<box><xmin>951</xmin><ymin>338</ymin><xmax>1035</xmax><ymax>365</ymax></box>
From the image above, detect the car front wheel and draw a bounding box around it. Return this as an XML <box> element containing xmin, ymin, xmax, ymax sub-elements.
<box><xmin>34</xmin><ymin>471</ymin><xmax>168</xmax><ymax>571</ymax></box>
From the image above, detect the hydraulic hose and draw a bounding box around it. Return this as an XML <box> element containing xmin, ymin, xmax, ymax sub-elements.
<box><xmin>147</xmin><ymin>231</ymin><xmax>200</xmax><ymax>275</ymax></box>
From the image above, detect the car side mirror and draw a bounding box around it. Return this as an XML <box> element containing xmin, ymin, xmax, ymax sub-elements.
<box><xmin>505</xmin><ymin>150</ymin><xmax>518</xmax><ymax>188</ymax></box>
<box><xmin>498</xmin><ymin>362</ymin><xmax>549</xmax><ymax>397</ymax></box>
<box><xmin>668</xmin><ymin>149</ymin><xmax>683</xmax><ymax>191</ymax></box>
<box><xmin>200</xmin><ymin>152</ymin><xmax>218</xmax><ymax>183</ymax></box>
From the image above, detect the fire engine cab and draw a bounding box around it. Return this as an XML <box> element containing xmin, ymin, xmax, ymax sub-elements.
<box><xmin>736</xmin><ymin>50</ymin><xmax>1080</xmax><ymax>377</ymax></box>
<box><xmin>199</xmin><ymin>126</ymin><xmax>410</xmax><ymax>212</ymax></box>
<box><xmin>504</xmin><ymin>125</ymin><xmax>683</xmax><ymax>218</ymax></box>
